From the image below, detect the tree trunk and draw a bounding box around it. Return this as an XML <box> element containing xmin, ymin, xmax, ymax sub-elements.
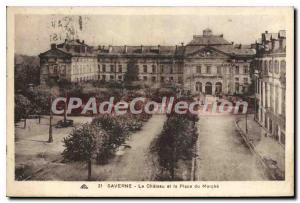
<box><xmin>87</xmin><ymin>159</ymin><xmax>92</xmax><ymax>181</ymax></box>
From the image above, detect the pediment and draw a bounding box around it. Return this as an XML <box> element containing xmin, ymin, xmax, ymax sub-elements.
<box><xmin>39</xmin><ymin>48</ymin><xmax>71</xmax><ymax>58</ymax></box>
<box><xmin>185</xmin><ymin>46</ymin><xmax>230</xmax><ymax>59</ymax></box>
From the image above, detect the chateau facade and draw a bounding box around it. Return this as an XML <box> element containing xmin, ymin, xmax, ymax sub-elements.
<box><xmin>253</xmin><ymin>30</ymin><xmax>286</xmax><ymax>145</ymax></box>
<box><xmin>39</xmin><ymin>29</ymin><xmax>255</xmax><ymax>95</ymax></box>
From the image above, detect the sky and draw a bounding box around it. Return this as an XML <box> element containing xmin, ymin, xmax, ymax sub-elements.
<box><xmin>15</xmin><ymin>14</ymin><xmax>287</xmax><ymax>56</ymax></box>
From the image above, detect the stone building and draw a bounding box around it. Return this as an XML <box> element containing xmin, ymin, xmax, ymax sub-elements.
<box><xmin>39</xmin><ymin>29</ymin><xmax>255</xmax><ymax>95</ymax></box>
<box><xmin>183</xmin><ymin>28</ymin><xmax>255</xmax><ymax>95</ymax></box>
<box><xmin>253</xmin><ymin>30</ymin><xmax>286</xmax><ymax>145</ymax></box>
<box><xmin>39</xmin><ymin>39</ymin><xmax>97</xmax><ymax>84</ymax></box>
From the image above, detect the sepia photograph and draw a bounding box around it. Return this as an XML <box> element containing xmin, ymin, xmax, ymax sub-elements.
<box><xmin>6</xmin><ymin>6</ymin><xmax>294</xmax><ymax>197</ymax></box>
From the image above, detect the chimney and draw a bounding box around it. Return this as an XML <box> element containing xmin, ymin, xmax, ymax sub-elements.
<box><xmin>124</xmin><ymin>45</ymin><xmax>127</xmax><ymax>53</ymax></box>
<box><xmin>265</xmin><ymin>31</ymin><xmax>268</xmax><ymax>34</ymax></box>
<box><xmin>181</xmin><ymin>42</ymin><xmax>184</xmax><ymax>46</ymax></box>
<box><xmin>108</xmin><ymin>45</ymin><xmax>112</xmax><ymax>53</ymax></box>
<box><xmin>51</xmin><ymin>43</ymin><xmax>57</xmax><ymax>50</ymax></box>
<box><xmin>82</xmin><ymin>40</ymin><xmax>85</xmax><ymax>44</ymax></box>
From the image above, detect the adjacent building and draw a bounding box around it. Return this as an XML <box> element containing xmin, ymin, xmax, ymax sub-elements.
<box><xmin>39</xmin><ymin>29</ymin><xmax>255</xmax><ymax>95</ymax></box>
<box><xmin>253</xmin><ymin>30</ymin><xmax>286</xmax><ymax>145</ymax></box>
<box><xmin>39</xmin><ymin>39</ymin><xmax>97</xmax><ymax>84</ymax></box>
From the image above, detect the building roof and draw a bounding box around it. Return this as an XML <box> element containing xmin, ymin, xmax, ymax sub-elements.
<box><xmin>40</xmin><ymin>30</ymin><xmax>255</xmax><ymax>59</ymax></box>
<box><xmin>184</xmin><ymin>29</ymin><xmax>255</xmax><ymax>57</ymax></box>
<box><xmin>187</xmin><ymin>35</ymin><xmax>232</xmax><ymax>46</ymax></box>
<box><xmin>97</xmin><ymin>45</ymin><xmax>180</xmax><ymax>56</ymax></box>
<box><xmin>40</xmin><ymin>39</ymin><xmax>96</xmax><ymax>57</ymax></box>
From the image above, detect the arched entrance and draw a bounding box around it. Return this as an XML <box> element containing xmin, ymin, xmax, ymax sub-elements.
<box><xmin>195</xmin><ymin>82</ymin><xmax>202</xmax><ymax>92</ymax></box>
<box><xmin>215</xmin><ymin>82</ymin><xmax>222</xmax><ymax>95</ymax></box>
<box><xmin>205</xmin><ymin>82</ymin><xmax>212</xmax><ymax>95</ymax></box>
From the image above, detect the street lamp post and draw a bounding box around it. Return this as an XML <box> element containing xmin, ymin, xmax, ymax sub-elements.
<box><xmin>48</xmin><ymin>96</ymin><xmax>53</xmax><ymax>143</ymax></box>
<box><xmin>245</xmin><ymin>111</ymin><xmax>248</xmax><ymax>134</ymax></box>
<box><xmin>245</xmin><ymin>96</ymin><xmax>249</xmax><ymax>134</ymax></box>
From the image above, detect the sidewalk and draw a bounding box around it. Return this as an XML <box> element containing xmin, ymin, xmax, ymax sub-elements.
<box><xmin>236</xmin><ymin>114</ymin><xmax>285</xmax><ymax>180</ymax></box>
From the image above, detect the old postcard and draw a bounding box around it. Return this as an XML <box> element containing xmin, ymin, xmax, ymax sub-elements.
<box><xmin>6</xmin><ymin>7</ymin><xmax>294</xmax><ymax>197</ymax></box>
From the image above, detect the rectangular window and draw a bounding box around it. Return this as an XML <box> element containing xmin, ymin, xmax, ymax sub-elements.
<box><xmin>244</xmin><ymin>65</ymin><xmax>249</xmax><ymax>74</ymax></box>
<box><xmin>206</xmin><ymin>65</ymin><xmax>211</xmax><ymax>74</ymax></box>
<box><xmin>217</xmin><ymin>66</ymin><xmax>222</xmax><ymax>74</ymax></box>
<box><xmin>151</xmin><ymin>76</ymin><xmax>156</xmax><ymax>82</ymax></box>
<box><xmin>152</xmin><ymin>65</ymin><xmax>156</xmax><ymax>73</ymax></box>
<box><xmin>143</xmin><ymin>76</ymin><xmax>147</xmax><ymax>81</ymax></box>
<box><xmin>161</xmin><ymin>76</ymin><xmax>164</xmax><ymax>82</ymax></box>
<box><xmin>118</xmin><ymin>75</ymin><xmax>122</xmax><ymax>80</ymax></box>
<box><xmin>102</xmin><ymin>75</ymin><xmax>106</xmax><ymax>80</ymax></box>
<box><xmin>110</xmin><ymin>65</ymin><xmax>115</xmax><ymax>72</ymax></box>
<box><xmin>196</xmin><ymin>66</ymin><xmax>201</xmax><ymax>73</ymax></box>
<box><xmin>118</xmin><ymin>65</ymin><xmax>122</xmax><ymax>73</ymax></box>
<box><xmin>269</xmin><ymin>62</ymin><xmax>273</xmax><ymax>73</ymax></box>
<box><xmin>235</xmin><ymin>66</ymin><xmax>239</xmax><ymax>74</ymax></box>
<box><xmin>102</xmin><ymin>64</ymin><xmax>106</xmax><ymax>72</ymax></box>
<box><xmin>143</xmin><ymin>65</ymin><xmax>147</xmax><ymax>73</ymax></box>
<box><xmin>110</xmin><ymin>75</ymin><xmax>114</xmax><ymax>80</ymax></box>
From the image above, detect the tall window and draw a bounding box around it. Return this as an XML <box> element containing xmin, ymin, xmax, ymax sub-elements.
<box><xmin>206</xmin><ymin>65</ymin><xmax>211</xmax><ymax>74</ymax></box>
<box><xmin>235</xmin><ymin>66</ymin><xmax>239</xmax><ymax>74</ymax></box>
<box><xmin>143</xmin><ymin>65</ymin><xmax>147</xmax><ymax>73</ymax></box>
<box><xmin>269</xmin><ymin>61</ymin><xmax>273</xmax><ymax>73</ymax></box>
<box><xmin>110</xmin><ymin>64</ymin><xmax>115</xmax><ymax>72</ymax></box>
<box><xmin>275</xmin><ymin>85</ymin><xmax>279</xmax><ymax>114</ymax></box>
<box><xmin>274</xmin><ymin>61</ymin><xmax>279</xmax><ymax>74</ymax></box>
<box><xmin>280</xmin><ymin>60</ymin><xmax>286</xmax><ymax>75</ymax></box>
<box><xmin>196</xmin><ymin>66</ymin><xmax>201</xmax><ymax>73</ymax></box>
<box><xmin>152</xmin><ymin>65</ymin><xmax>156</xmax><ymax>73</ymax></box>
<box><xmin>102</xmin><ymin>65</ymin><xmax>106</xmax><ymax>72</ymax></box>
<box><xmin>118</xmin><ymin>65</ymin><xmax>122</xmax><ymax>73</ymax></box>
<box><xmin>264</xmin><ymin>61</ymin><xmax>268</xmax><ymax>74</ymax></box>
<box><xmin>217</xmin><ymin>66</ymin><xmax>222</xmax><ymax>74</ymax></box>
<box><xmin>160</xmin><ymin>65</ymin><xmax>164</xmax><ymax>73</ymax></box>
<box><xmin>243</xmin><ymin>65</ymin><xmax>249</xmax><ymax>74</ymax></box>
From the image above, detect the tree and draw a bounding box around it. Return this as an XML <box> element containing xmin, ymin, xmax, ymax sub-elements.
<box><xmin>124</xmin><ymin>59</ymin><xmax>139</xmax><ymax>84</ymax></box>
<box><xmin>62</xmin><ymin>124</ymin><xmax>98</xmax><ymax>180</ymax></box>
<box><xmin>15</xmin><ymin>94</ymin><xmax>31</xmax><ymax>128</ymax></box>
<box><xmin>153</xmin><ymin>114</ymin><xmax>198</xmax><ymax>180</ymax></box>
<box><xmin>26</xmin><ymin>88</ymin><xmax>50</xmax><ymax>123</ymax></box>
